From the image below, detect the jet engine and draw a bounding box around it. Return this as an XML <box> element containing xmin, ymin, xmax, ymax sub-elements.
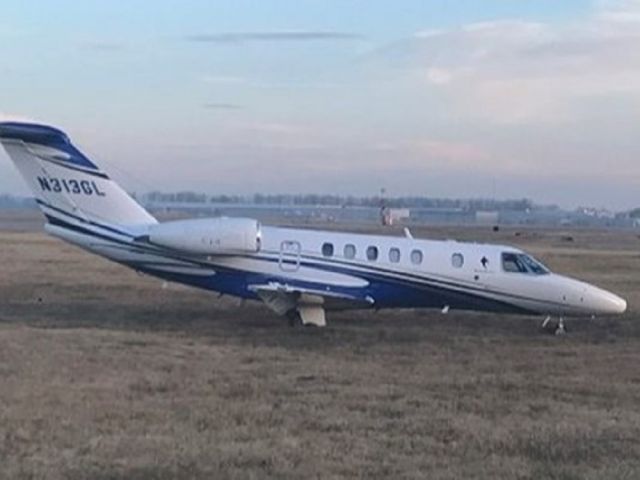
<box><xmin>146</xmin><ymin>217</ymin><xmax>261</xmax><ymax>255</ymax></box>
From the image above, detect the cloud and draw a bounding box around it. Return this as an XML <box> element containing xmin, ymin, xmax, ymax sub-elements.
<box><xmin>201</xmin><ymin>74</ymin><xmax>344</xmax><ymax>90</ymax></box>
<box><xmin>0</xmin><ymin>24</ymin><xmax>28</xmax><ymax>37</ymax></box>
<box><xmin>370</xmin><ymin>139</ymin><xmax>490</xmax><ymax>167</ymax></box>
<box><xmin>369</xmin><ymin>3</ymin><xmax>640</xmax><ymax>124</ymax></box>
<box><xmin>203</xmin><ymin>103</ymin><xmax>243</xmax><ymax>110</ymax></box>
<box><xmin>185</xmin><ymin>31</ymin><xmax>362</xmax><ymax>44</ymax></box>
<box><xmin>201</xmin><ymin>75</ymin><xmax>248</xmax><ymax>85</ymax></box>
<box><xmin>81</xmin><ymin>41</ymin><xmax>126</xmax><ymax>52</ymax></box>
<box><xmin>0</xmin><ymin>112</ymin><xmax>39</xmax><ymax>123</ymax></box>
<box><xmin>425</xmin><ymin>68</ymin><xmax>453</xmax><ymax>85</ymax></box>
<box><xmin>595</xmin><ymin>0</ymin><xmax>640</xmax><ymax>22</ymax></box>
<box><xmin>412</xmin><ymin>140</ymin><xmax>490</xmax><ymax>165</ymax></box>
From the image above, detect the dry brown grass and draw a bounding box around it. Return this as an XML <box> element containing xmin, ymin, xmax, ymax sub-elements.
<box><xmin>1</xmin><ymin>225</ymin><xmax>640</xmax><ymax>479</ymax></box>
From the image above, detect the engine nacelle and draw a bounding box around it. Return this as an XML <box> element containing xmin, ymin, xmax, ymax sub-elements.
<box><xmin>147</xmin><ymin>217</ymin><xmax>261</xmax><ymax>255</ymax></box>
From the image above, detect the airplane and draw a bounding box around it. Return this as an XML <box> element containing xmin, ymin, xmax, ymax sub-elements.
<box><xmin>0</xmin><ymin>122</ymin><xmax>628</xmax><ymax>334</ymax></box>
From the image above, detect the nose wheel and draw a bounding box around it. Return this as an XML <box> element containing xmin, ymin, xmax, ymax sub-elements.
<box><xmin>541</xmin><ymin>316</ymin><xmax>567</xmax><ymax>335</ymax></box>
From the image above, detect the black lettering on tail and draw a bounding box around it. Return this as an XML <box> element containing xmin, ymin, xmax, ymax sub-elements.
<box><xmin>92</xmin><ymin>181</ymin><xmax>106</xmax><ymax>197</ymax></box>
<box><xmin>37</xmin><ymin>177</ymin><xmax>51</xmax><ymax>192</ymax></box>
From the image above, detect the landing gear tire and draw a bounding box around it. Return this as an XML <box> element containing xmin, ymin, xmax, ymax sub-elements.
<box><xmin>540</xmin><ymin>316</ymin><xmax>568</xmax><ymax>335</ymax></box>
<box><xmin>555</xmin><ymin>318</ymin><xmax>567</xmax><ymax>336</ymax></box>
<box><xmin>286</xmin><ymin>310</ymin><xmax>303</xmax><ymax>327</ymax></box>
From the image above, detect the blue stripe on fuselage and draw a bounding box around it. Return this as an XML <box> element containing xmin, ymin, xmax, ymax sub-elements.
<box><xmin>42</xmin><ymin>211</ymin><xmax>533</xmax><ymax>314</ymax></box>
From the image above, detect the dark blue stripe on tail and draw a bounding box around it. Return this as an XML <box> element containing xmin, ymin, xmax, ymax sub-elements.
<box><xmin>0</xmin><ymin>122</ymin><xmax>99</xmax><ymax>170</ymax></box>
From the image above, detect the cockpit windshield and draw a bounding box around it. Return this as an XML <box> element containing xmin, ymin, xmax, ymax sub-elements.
<box><xmin>502</xmin><ymin>252</ymin><xmax>550</xmax><ymax>275</ymax></box>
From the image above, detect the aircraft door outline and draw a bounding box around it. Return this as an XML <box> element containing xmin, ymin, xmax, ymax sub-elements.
<box><xmin>279</xmin><ymin>240</ymin><xmax>301</xmax><ymax>272</ymax></box>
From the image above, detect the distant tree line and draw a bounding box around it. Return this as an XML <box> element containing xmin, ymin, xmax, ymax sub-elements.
<box><xmin>144</xmin><ymin>191</ymin><xmax>208</xmax><ymax>203</ymax></box>
<box><xmin>629</xmin><ymin>208</ymin><xmax>640</xmax><ymax>219</ymax></box>
<box><xmin>143</xmin><ymin>191</ymin><xmax>541</xmax><ymax>212</ymax></box>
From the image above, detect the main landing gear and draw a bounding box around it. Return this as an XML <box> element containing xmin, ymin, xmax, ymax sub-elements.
<box><xmin>286</xmin><ymin>306</ymin><xmax>327</xmax><ymax>328</ymax></box>
<box><xmin>541</xmin><ymin>316</ymin><xmax>567</xmax><ymax>335</ymax></box>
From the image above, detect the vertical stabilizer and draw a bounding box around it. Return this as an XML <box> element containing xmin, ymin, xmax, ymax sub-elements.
<box><xmin>0</xmin><ymin>122</ymin><xmax>156</xmax><ymax>232</ymax></box>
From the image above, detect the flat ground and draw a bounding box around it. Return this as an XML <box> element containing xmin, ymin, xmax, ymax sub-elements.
<box><xmin>1</xmin><ymin>218</ymin><xmax>640</xmax><ymax>479</ymax></box>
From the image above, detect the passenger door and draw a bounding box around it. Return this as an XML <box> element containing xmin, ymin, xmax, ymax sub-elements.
<box><xmin>279</xmin><ymin>240</ymin><xmax>301</xmax><ymax>272</ymax></box>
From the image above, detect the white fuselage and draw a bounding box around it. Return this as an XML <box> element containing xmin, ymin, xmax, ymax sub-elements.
<box><xmin>46</xmin><ymin>220</ymin><xmax>628</xmax><ymax>318</ymax></box>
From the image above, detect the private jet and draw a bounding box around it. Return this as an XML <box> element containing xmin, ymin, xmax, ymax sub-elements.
<box><xmin>0</xmin><ymin>122</ymin><xmax>627</xmax><ymax>333</ymax></box>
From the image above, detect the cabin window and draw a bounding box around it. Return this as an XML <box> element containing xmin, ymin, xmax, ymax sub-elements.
<box><xmin>389</xmin><ymin>247</ymin><xmax>401</xmax><ymax>263</ymax></box>
<box><xmin>452</xmin><ymin>253</ymin><xmax>464</xmax><ymax>268</ymax></box>
<box><xmin>366</xmin><ymin>246</ymin><xmax>379</xmax><ymax>261</ymax></box>
<box><xmin>411</xmin><ymin>249</ymin><xmax>423</xmax><ymax>265</ymax></box>
<box><xmin>322</xmin><ymin>242</ymin><xmax>334</xmax><ymax>257</ymax></box>
<box><xmin>344</xmin><ymin>244</ymin><xmax>356</xmax><ymax>259</ymax></box>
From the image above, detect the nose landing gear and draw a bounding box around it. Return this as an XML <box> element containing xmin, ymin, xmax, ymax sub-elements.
<box><xmin>541</xmin><ymin>316</ymin><xmax>567</xmax><ymax>335</ymax></box>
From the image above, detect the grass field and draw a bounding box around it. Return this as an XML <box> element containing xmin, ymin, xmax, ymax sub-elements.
<box><xmin>1</xmin><ymin>224</ymin><xmax>640</xmax><ymax>479</ymax></box>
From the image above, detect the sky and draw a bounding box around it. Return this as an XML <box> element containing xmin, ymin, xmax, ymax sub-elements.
<box><xmin>1</xmin><ymin>0</ymin><xmax>639</xmax><ymax>209</ymax></box>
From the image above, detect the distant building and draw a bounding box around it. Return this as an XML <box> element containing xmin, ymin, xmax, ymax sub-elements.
<box><xmin>475</xmin><ymin>210</ymin><xmax>499</xmax><ymax>226</ymax></box>
<box><xmin>382</xmin><ymin>208</ymin><xmax>411</xmax><ymax>226</ymax></box>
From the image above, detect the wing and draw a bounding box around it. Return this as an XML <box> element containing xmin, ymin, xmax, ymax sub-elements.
<box><xmin>248</xmin><ymin>281</ymin><xmax>375</xmax><ymax>316</ymax></box>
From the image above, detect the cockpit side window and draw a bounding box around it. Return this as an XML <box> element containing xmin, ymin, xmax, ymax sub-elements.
<box><xmin>502</xmin><ymin>252</ymin><xmax>527</xmax><ymax>273</ymax></box>
<box><xmin>502</xmin><ymin>252</ymin><xmax>549</xmax><ymax>275</ymax></box>
<box><xmin>521</xmin><ymin>254</ymin><xmax>550</xmax><ymax>275</ymax></box>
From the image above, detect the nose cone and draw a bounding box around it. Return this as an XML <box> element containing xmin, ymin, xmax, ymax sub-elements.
<box><xmin>552</xmin><ymin>275</ymin><xmax>628</xmax><ymax>316</ymax></box>
<box><xmin>585</xmin><ymin>285</ymin><xmax>627</xmax><ymax>315</ymax></box>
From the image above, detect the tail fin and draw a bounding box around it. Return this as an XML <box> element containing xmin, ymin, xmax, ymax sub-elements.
<box><xmin>0</xmin><ymin>122</ymin><xmax>156</xmax><ymax>232</ymax></box>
